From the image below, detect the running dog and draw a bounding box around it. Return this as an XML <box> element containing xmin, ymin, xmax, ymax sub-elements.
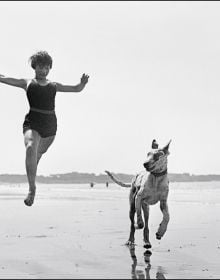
<box><xmin>105</xmin><ymin>139</ymin><xmax>171</xmax><ymax>249</ymax></box>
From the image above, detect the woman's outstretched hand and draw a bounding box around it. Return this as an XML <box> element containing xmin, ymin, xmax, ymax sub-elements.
<box><xmin>80</xmin><ymin>73</ymin><xmax>89</xmax><ymax>85</ymax></box>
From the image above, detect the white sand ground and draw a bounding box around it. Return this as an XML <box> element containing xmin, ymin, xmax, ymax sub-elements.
<box><xmin>0</xmin><ymin>181</ymin><xmax>219</xmax><ymax>279</ymax></box>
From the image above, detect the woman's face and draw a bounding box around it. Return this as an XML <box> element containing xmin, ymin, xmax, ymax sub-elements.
<box><xmin>35</xmin><ymin>64</ymin><xmax>51</xmax><ymax>79</ymax></box>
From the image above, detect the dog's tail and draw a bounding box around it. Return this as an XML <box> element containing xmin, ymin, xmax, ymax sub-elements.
<box><xmin>105</xmin><ymin>170</ymin><xmax>131</xmax><ymax>188</ymax></box>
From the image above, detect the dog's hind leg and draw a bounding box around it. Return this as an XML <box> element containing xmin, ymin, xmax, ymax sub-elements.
<box><xmin>142</xmin><ymin>201</ymin><xmax>151</xmax><ymax>249</ymax></box>
<box><xmin>156</xmin><ymin>199</ymin><xmax>170</xmax><ymax>240</ymax></box>
<box><xmin>125</xmin><ymin>193</ymin><xmax>136</xmax><ymax>247</ymax></box>
<box><xmin>135</xmin><ymin>187</ymin><xmax>145</xmax><ymax>229</ymax></box>
<box><xmin>125</xmin><ymin>202</ymin><xmax>136</xmax><ymax>247</ymax></box>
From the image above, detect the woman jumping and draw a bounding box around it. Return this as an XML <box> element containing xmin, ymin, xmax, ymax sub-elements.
<box><xmin>0</xmin><ymin>50</ymin><xmax>89</xmax><ymax>206</ymax></box>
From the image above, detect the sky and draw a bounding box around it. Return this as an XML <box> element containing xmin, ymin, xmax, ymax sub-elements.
<box><xmin>0</xmin><ymin>1</ymin><xmax>219</xmax><ymax>176</ymax></box>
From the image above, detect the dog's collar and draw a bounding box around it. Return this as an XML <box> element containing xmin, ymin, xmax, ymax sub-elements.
<box><xmin>151</xmin><ymin>169</ymin><xmax>167</xmax><ymax>177</ymax></box>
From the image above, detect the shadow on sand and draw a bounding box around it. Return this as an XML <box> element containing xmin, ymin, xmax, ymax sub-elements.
<box><xmin>128</xmin><ymin>245</ymin><xmax>166</xmax><ymax>279</ymax></box>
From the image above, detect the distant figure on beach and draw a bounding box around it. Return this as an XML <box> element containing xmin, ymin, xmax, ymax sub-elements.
<box><xmin>90</xmin><ymin>182</ymin><xmax>94</xmax><ymax>188</ymax></box>
<box><xmin>0</xmin><ymin>50</ymin><xmax>89</xmax><ymax>206</ymax></box>
<box><xmin>106</xmin><ymin>182</ymin><xmax>109</xmax><ymax>187</ymax></box>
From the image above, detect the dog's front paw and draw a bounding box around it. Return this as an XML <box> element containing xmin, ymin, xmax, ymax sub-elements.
<box><xmin>156</xmin><ymin>232</ymin><xmax>162</xmax><ymax>240</ymax></box>
<box><xmin>143</xmin><ymin>242</ymin><xmax>152</xmax><ymax>249</ymax></box>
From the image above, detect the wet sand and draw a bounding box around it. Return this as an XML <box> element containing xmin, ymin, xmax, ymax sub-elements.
<box><xmin>0</xmin><ymin>182</ymin><xmax>219</xmax><ymax>278</ymax></box>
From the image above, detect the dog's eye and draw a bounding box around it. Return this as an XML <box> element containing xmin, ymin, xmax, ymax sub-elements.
<box><xmin>154</xmin><ymin>154</ymin><xmax>160</xmax><ymax>161</ymax></box>
<box><xmin>154</xmin><ymin>151</ymin><xmax>164</xmax><ymax>161</ymax></box>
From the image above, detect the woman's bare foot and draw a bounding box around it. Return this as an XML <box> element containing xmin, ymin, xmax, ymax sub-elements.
<box><xmin>24</xmin><ymin>190</ymin><xmax>36</xmax><ymax>206</ymax></box>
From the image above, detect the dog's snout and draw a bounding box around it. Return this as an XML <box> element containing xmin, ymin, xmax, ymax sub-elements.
<box><xmin>143</xmin><ymin>160</ymin><xmax>154</xmax><ymax>172</ymax></box>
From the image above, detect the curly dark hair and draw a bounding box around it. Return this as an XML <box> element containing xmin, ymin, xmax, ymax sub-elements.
<box><xmin>29</xmin><ymin>50</ymin><xmax>53</xmax><ymax>69</ymax></box>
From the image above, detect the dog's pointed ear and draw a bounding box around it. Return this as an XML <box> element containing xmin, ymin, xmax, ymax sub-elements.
<box><xmin>162</xmin><ymin>140</ymin><xmax>172</xmax><ymax>154</ymax></box>
<box><xmin>152</xmin><ymin>139</ymin><xmax>159</xmax><ymax>149</ymax></box>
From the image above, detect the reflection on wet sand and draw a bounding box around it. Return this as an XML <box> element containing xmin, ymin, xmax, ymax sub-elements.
<box><xmin>128</xmin><ymin>246</ymin><xmax>166</xmax><ymax>279</ymax></box>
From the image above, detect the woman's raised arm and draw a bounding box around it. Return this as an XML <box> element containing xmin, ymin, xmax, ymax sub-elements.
<box><xmin>0</xmin><ymin>74</ymin><xmax>27</xmax><ymax>90</ymax></box>
<box><xmin>56</xmin><ymin>73</ymin><xmax>89</xmax><ymax>93</ymax></box>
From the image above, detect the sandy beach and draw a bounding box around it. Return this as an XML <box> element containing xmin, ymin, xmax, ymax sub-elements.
<box><xmin>0</xmin><ymin>181</ymin><xmax>219</xmax><ymax>279</ymax></box>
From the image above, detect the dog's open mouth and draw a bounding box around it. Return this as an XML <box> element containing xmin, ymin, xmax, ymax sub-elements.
<box><xmin>148</xmin><ymin>166</ymin><xmax>156</xmax><ymax>172</ymax></box>
<box><xmin>144</xmin><ymin>163</ymin><xmax>155</xmax><ymax>172</ymax></box>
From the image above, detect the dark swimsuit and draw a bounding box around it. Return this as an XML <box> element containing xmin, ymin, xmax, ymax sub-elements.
<box><xmin>23</xmin><ymin>80</ymin><xmax>57</xmax><ymax>138</ymax></box>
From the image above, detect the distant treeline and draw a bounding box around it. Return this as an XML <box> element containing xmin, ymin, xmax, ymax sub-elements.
<box><xmin>0</xmin><ymin>172</ymin><xmax>220</xmax><ymax>184</ymax></box>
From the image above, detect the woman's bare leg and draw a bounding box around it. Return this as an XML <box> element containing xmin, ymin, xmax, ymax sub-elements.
<box><xmin>24</xmin><ymin>130</ymin><xmax>55</xmax><ymax>206</ymax></box>
<box><xmin>37</xmin><ymin>135</ymin><xmax>55</xmax><ymax>165</ymax></box>
<box><xmin>23</xmin><ymin>129</ymin><xmax>41</xmax><ymax>206</ymax></box>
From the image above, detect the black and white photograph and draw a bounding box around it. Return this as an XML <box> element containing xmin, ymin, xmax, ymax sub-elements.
<box><xmin>0</xmin><ymin>1</ymin><xmax>219</xmax><ymax>278</ymax></box>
